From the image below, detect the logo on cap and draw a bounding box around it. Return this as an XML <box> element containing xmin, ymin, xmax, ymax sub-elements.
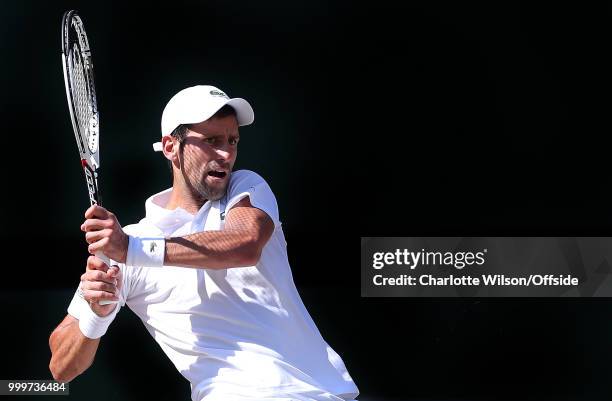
<box><xmin>210</xmin><ymin>90</ymin><xmax>228</xmax><ymax>99</ymax></box>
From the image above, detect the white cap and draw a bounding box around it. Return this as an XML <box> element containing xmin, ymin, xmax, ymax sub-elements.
<box><xmin>153</xmin><ymin>85</ymin><xmax>254</xmax><ymax>152</ymax></box>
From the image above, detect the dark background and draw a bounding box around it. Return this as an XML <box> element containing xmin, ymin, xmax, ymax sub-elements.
<box><xmin>1</xmin><ymin>1</ymin><xmax>611</xmax><ymax>400</ymax></box>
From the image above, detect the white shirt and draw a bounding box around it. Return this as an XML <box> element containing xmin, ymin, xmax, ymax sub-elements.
<box><xmin>68</xmin><ymin>170</ymin><xmax>359</xmax><ymax>401</ymax></box>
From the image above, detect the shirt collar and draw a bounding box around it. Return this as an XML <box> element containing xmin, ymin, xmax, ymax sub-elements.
<box><xmin>144</xmin><ymin>188</ymin><xmax>204</xmax><ymax>232</ymax></box>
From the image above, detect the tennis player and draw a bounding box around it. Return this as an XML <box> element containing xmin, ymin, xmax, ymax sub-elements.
<box><xmin>49</xmin><ymin>85</ymin><xmax>359</xmax><ymax>401</ymax></box>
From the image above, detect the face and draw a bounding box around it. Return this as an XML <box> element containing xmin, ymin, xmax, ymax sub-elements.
<box><xmin>176</xmin><ymin>114</ymin><xmax>239</xmax><ymax>203</ymax></box>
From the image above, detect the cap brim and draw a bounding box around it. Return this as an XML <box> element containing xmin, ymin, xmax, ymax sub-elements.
<box><xmin>226</xmin><ymin>98</ymin><xmax>254</xmax><ymax>126</ymax></box>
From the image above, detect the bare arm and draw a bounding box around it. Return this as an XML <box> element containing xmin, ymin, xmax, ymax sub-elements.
<box><xmin>49</xmin><ymin>258</ymin><xmax>120</xmax><ymax>381</ymax></box>
<box><xmin>49</xmin><ymin>315</ymin><xmax>100</xmax><ymax>382</ymax></box>
<box><xmin>165</xmin><ymin>197</ymin><xmax>275</xmax><ymax>269</ymax></box>
<box><xmin>84</xmin><ymin>197</ymin><xmax>275</xmax><ymax>270</ymax></box>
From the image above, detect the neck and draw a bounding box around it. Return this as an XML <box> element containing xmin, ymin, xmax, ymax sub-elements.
<box><xmin>165</xmin><ymin>180</ymin><xmax>207</xmax><ymax>215</ymax></box>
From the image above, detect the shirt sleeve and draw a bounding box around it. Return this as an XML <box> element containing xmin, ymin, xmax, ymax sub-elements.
<box><xmin>225</xmin><ymin>170</ymin><xmax>281</xmax><ymax>228</ymax></box>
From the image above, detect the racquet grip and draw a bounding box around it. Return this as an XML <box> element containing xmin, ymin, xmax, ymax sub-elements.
<box><xmin>96</xmin><ymin>252</ymin><xmax>119</xmax><ymax>305</ymax></box>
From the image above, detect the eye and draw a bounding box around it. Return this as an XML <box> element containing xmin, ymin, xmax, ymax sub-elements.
<box><xmin>204</xmin><ymin>137</ymin><xmax>216</xmax><ymax>144</ymax></box>
<box><xmin>229</xmin><ymin>137</ymin><xmax>239</xmax><ymax>146</ymax></box>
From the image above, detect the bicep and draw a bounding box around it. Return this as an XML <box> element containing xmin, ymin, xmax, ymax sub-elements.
<box><xmin>225</xmin><ymin>197</ymin><xmax>274</xmax><ymax>251</ymax></box>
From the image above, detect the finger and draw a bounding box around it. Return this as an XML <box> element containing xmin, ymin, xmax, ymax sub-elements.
<box><xmin>84</xmin><ymin>204</ymin><xmax>98</xmax><ymax>219</ymax></box>
<box><xmin>83</xmin><ymin>289</ymin><xmax>119</xmax><ymax>304</ymax></box>
<box><xmin>86</xmin><ymin>255</ymin><xmax>109</xmax><ymax>272</ymax></box>
<box><xmin>84</xmin><ymin>204</ymin><xmax>109</xmax><ymax>220</ymax></box>
<box><xmin>88</xmin><ymin>237</ymin><xmax>110</xmax><ymax>255</ymax></box>
<box><xmin>108</xmin><ymin>267</ymin><xmax>123</xmax><ymax>290</ymax></box>
<box><xmin>80</xmin><ymin>279</ymin><xmax>118</xmax><ymax>294</ymax></box>
<box><xmin>81</xmin><ymin>270</ymin><xmax>117</xmax><ymax>285</ymax></box>
<box><xmin>107</xmin><ymin>265</ymin><xmax>120</xmax><ymax>278</ymax></box>
<box><xmin>85</xmin><ymin>229</ymin><xmax>111</xmax><ymax>245</ymax></box>
<box><xmin>81</xmin><ymin>219</ymin><xmax>111</xmax><ymax>232</ymax></box>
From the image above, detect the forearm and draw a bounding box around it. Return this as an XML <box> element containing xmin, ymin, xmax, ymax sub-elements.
<box><xmin>165</xmin><ymin>229</ymin><xmax>260</xmax><ymax>269</ymax></box>
<box><xmin>49</xmin><ymin>316</ymin><xmax>100</xmax><ymax>382</ymax></box>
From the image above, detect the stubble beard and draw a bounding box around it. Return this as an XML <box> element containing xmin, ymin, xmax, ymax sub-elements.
<box><xmin>191</xmin><ymin>174</ymin><xmax>229</xmax><ymax>202</ymax></box>
<box><xmin>178</xmin><ymin>145</ymin><xmax>231</xmax><ymax>205</ymax></box>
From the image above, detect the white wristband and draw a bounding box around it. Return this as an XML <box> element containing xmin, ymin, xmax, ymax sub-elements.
<box><xmin>78</xmin><ymin>306</ymin><xmax>118</xmax><ymax>339</ymax></box>
<box><xmin>127</xmin><ymin>235</ymin><xmax>165</xmax><ymax>267</ymax></box>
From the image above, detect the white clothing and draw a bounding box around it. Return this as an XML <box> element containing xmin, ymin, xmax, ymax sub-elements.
<box><xmin>68</xmin><ymin>170</ymin><xmax>359</xmax><ymax>401</ymax></box>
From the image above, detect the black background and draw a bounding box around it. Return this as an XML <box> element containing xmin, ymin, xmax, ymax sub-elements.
<box><xmin>1</xmin><ymin>1</ymin><xmax>612</xmax><ymax>400</ymax></box>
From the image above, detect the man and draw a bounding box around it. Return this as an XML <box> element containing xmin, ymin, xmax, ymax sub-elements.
<box><xmin>48</xmin><ymin>85</ymin><xmax>359</xmax><ymax>401</ymax></box>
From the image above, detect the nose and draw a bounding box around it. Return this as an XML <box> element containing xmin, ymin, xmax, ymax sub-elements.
<box><xmin>214</xmin><ymin>144</ymin><xmax>233</xmax><ymax>162</ymax></box>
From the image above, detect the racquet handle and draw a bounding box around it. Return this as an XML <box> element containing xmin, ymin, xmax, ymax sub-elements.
<box><xmin>96</xmin><ymin>251</ymin><xmax>119</xmax><ymax>305</ymax></box>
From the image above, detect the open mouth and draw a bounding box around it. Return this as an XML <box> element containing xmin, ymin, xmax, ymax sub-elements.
<box><xmin>208</xmin><ymin>170</ymin><xmax>227</xmax><ymax>179</ymax></box>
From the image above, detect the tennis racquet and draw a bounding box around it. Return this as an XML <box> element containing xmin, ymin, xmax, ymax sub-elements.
<box><xmin>61</xmin><ymin>10</ymin><xmax>116</xmax><ymax>305</ymax></box>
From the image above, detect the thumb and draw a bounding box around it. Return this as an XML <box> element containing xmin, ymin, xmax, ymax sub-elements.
<box><xmin>108</xmin><ymin>266</ymin><xmax>120</xmax><ymax>277</ymax></box>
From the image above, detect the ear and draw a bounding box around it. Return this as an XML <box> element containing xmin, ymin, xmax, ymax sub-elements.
<box><xmin>161</xmin><ymin>136</ymin><xmax>179</xmax><ymax>162</ymax></box>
